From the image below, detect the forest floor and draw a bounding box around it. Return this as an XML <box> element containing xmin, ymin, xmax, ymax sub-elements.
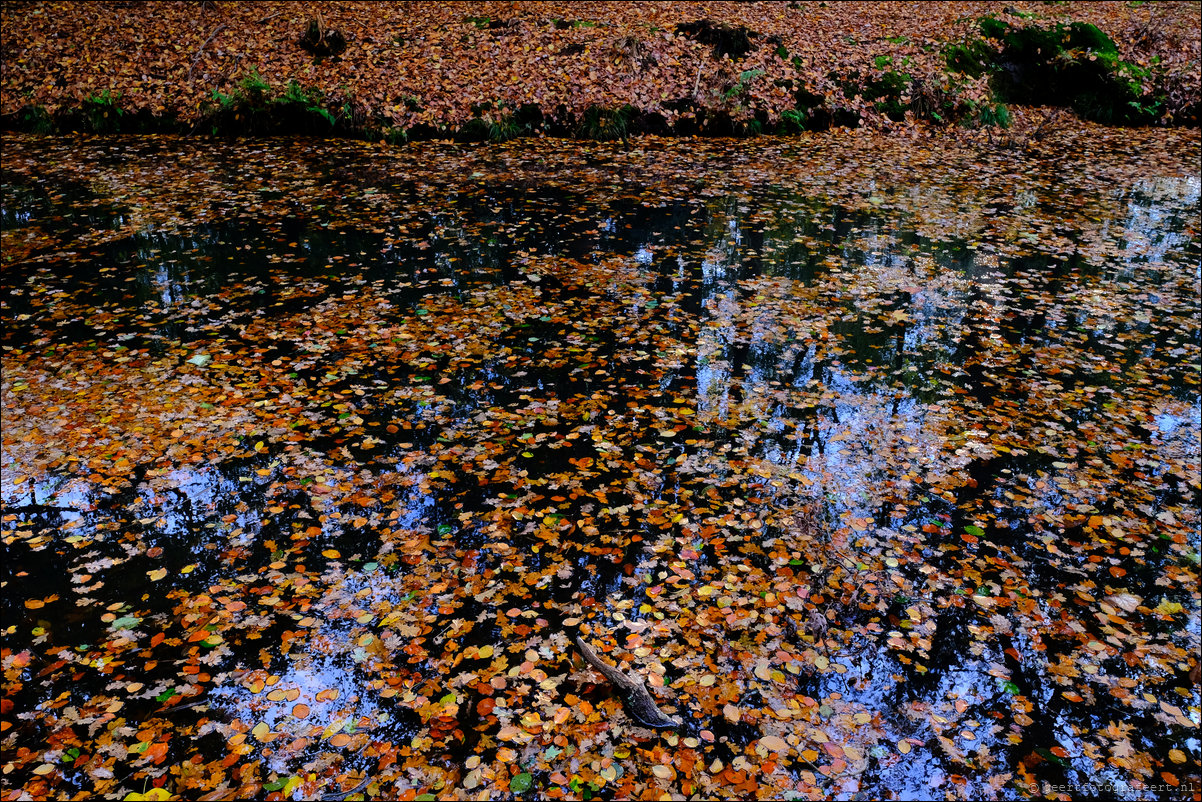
<box><xmin>0</xmin><ymin>1</ymin><xmax>1198</xmax><ymax>140</ymax></box>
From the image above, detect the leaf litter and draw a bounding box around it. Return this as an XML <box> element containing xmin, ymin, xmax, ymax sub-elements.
<box><xmin>1</xmin><ymin>125</ymin><xmax>1199</xmax><ymax>800</ymax></box>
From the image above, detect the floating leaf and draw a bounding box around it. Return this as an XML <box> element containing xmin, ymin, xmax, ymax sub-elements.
<box><xmin>759</xmin><ymin>735</ymin><xmax>789</xmax><ymax>752</ymax></box>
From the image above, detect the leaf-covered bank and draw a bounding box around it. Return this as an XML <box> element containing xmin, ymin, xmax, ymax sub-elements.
<box><xmin>1</xmin><ymin>1</ymin><xmax>1198</xmax><ymax>141</ymax></box>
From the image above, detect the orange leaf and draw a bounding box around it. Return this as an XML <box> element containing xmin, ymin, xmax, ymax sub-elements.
<box><xmin>143</xmin><ymin>742</ymin><xmax>169</xmax><ymax>763</ymax></box>
<box><xmin>822</xmin><ymin>742</ymin><xmax>844</xmax><ymax>760</ymax></box>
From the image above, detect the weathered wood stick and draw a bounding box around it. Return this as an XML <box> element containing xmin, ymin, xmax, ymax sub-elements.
<box><xmin>574</xmin><ymin>635</ymin><xmax>682</xmax><ymax>729</ymax></box>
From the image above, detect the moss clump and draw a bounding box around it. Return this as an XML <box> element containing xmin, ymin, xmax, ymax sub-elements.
<box><xmin>203</xmin><ymin>72</ymin><xmax>342</xmax><ymax>135</ymax></box>
<box><xmin>578</xmin><ymin>105</ymin><xmax>634</xmax><ymax>140</ymax></box>
<box><xmin>946</xmin><ymin>17</ymin><xmax>1165</xmax><ymax>124</ymax></box>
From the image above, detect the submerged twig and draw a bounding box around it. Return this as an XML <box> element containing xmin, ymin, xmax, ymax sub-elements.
<box><xmin>322</xmin><ymin>776</ymin><xmax>371</xmax><ymax>801</ymax></box>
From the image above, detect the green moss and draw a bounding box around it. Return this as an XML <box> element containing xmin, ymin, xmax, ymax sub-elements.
<box><xmin>945</xmin><ymin>16</ymin><xmax>1163</xmax><ymax>124</ymax></box>
<box><xmin>837</xmin><ymin>68</ymin><xmax>913</xmax><ymax>122</ymax></box>
<box><xmin>18</xmin><ymin>105</ymin><xmax>54</xmax><ymax>135</ymax></box>
<box><xmin>777</xmin><ymin>108</ymin><xmax>807</xmax><ymax>134</ymax></box>
<box><xmin>79</xmin><ymin>89</ymin><xmax>125</xmax><ymax>133</ymax></box>
<box><xmin>202</xmin><ymin>72</ymin><xmax>340</xmax><ymax>135</ymax></box>
<box><xmin>579</xmin><ymin>105</ymin><xmax>633</xmax><ymax>141</ymax></box>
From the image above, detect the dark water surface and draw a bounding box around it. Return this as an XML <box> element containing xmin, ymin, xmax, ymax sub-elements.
<box><xmin>1</xmin><ymin>132</ymin><xmax>1199</xmax><ymax>800</ymax></box>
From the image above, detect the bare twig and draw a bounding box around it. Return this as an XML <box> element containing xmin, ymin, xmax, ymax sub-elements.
<box><xmin>187</xmin><ymin>23</ymin><xmax>226</xmax><ymax>86</ymax></box>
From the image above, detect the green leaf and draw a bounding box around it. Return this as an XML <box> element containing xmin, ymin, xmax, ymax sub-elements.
<box><xmin>1034</xmin><ymin>746</ymin><xmax>1067</xmax><ymax>766</ymax></box>
<box><xmin>510</xmin><ymin>772</ymin><xmax>533</xmax><ymax>793</ymax></box>
<box><xmin>964</xmin><ymin>525</ymin><xmax>985</xmax><ymax>537</ymax></box>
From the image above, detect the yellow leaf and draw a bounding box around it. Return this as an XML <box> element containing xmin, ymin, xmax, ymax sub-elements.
<box><xmin>479</xmin><ymin>644</ymin><xmax>494</xmax><ymax>658</ymax></box>
<box><xmin>897</xmin><ymin>739</ymin><xmax>911</xmax><ymax>754</ymax></box>
<box><xmin>322</xmin><ymin>549</ymin><xmax>341</xmax><ymax>559</ymax></box>
<box><xmin>1155</xmin><ymin>599</ymin><xmax>1183</xmax><ymax>615</ymax></box>
<box><xmin>651</xmin><ymin>765</ymin><xmax>673</xmax><ymax>779</ymax></box>
<box><xmin>147</xmin><ymin>568</ymin><xmax>168</xmax><ymax>581</ymax></box>
<box><xmin>251</xmin><ymin>721</ymin><xmax>271</xmax><ymax>742</ymax></box>
<box><xmin>1169</xmin><ymin>749</ymin><xmax>1187</xmax><ymax>764</ymax></box>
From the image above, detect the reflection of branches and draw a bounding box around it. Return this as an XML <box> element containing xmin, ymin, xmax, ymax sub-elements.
<box><xmin>0</xmin><ymin>503</ymin><xmax>80</xmax><ymax>514</ymax></box>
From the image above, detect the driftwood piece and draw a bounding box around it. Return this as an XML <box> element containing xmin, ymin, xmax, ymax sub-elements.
<box><xmin>574</xmin><ymin>635</ymin><xmax>682</xmax><ymax>729</ymax></box>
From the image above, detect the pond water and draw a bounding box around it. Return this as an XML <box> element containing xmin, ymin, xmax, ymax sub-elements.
<box><xmin>1</xmin><ymin>131</ymin><xmax>1199</xmax><ymax>801</ymax></box>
